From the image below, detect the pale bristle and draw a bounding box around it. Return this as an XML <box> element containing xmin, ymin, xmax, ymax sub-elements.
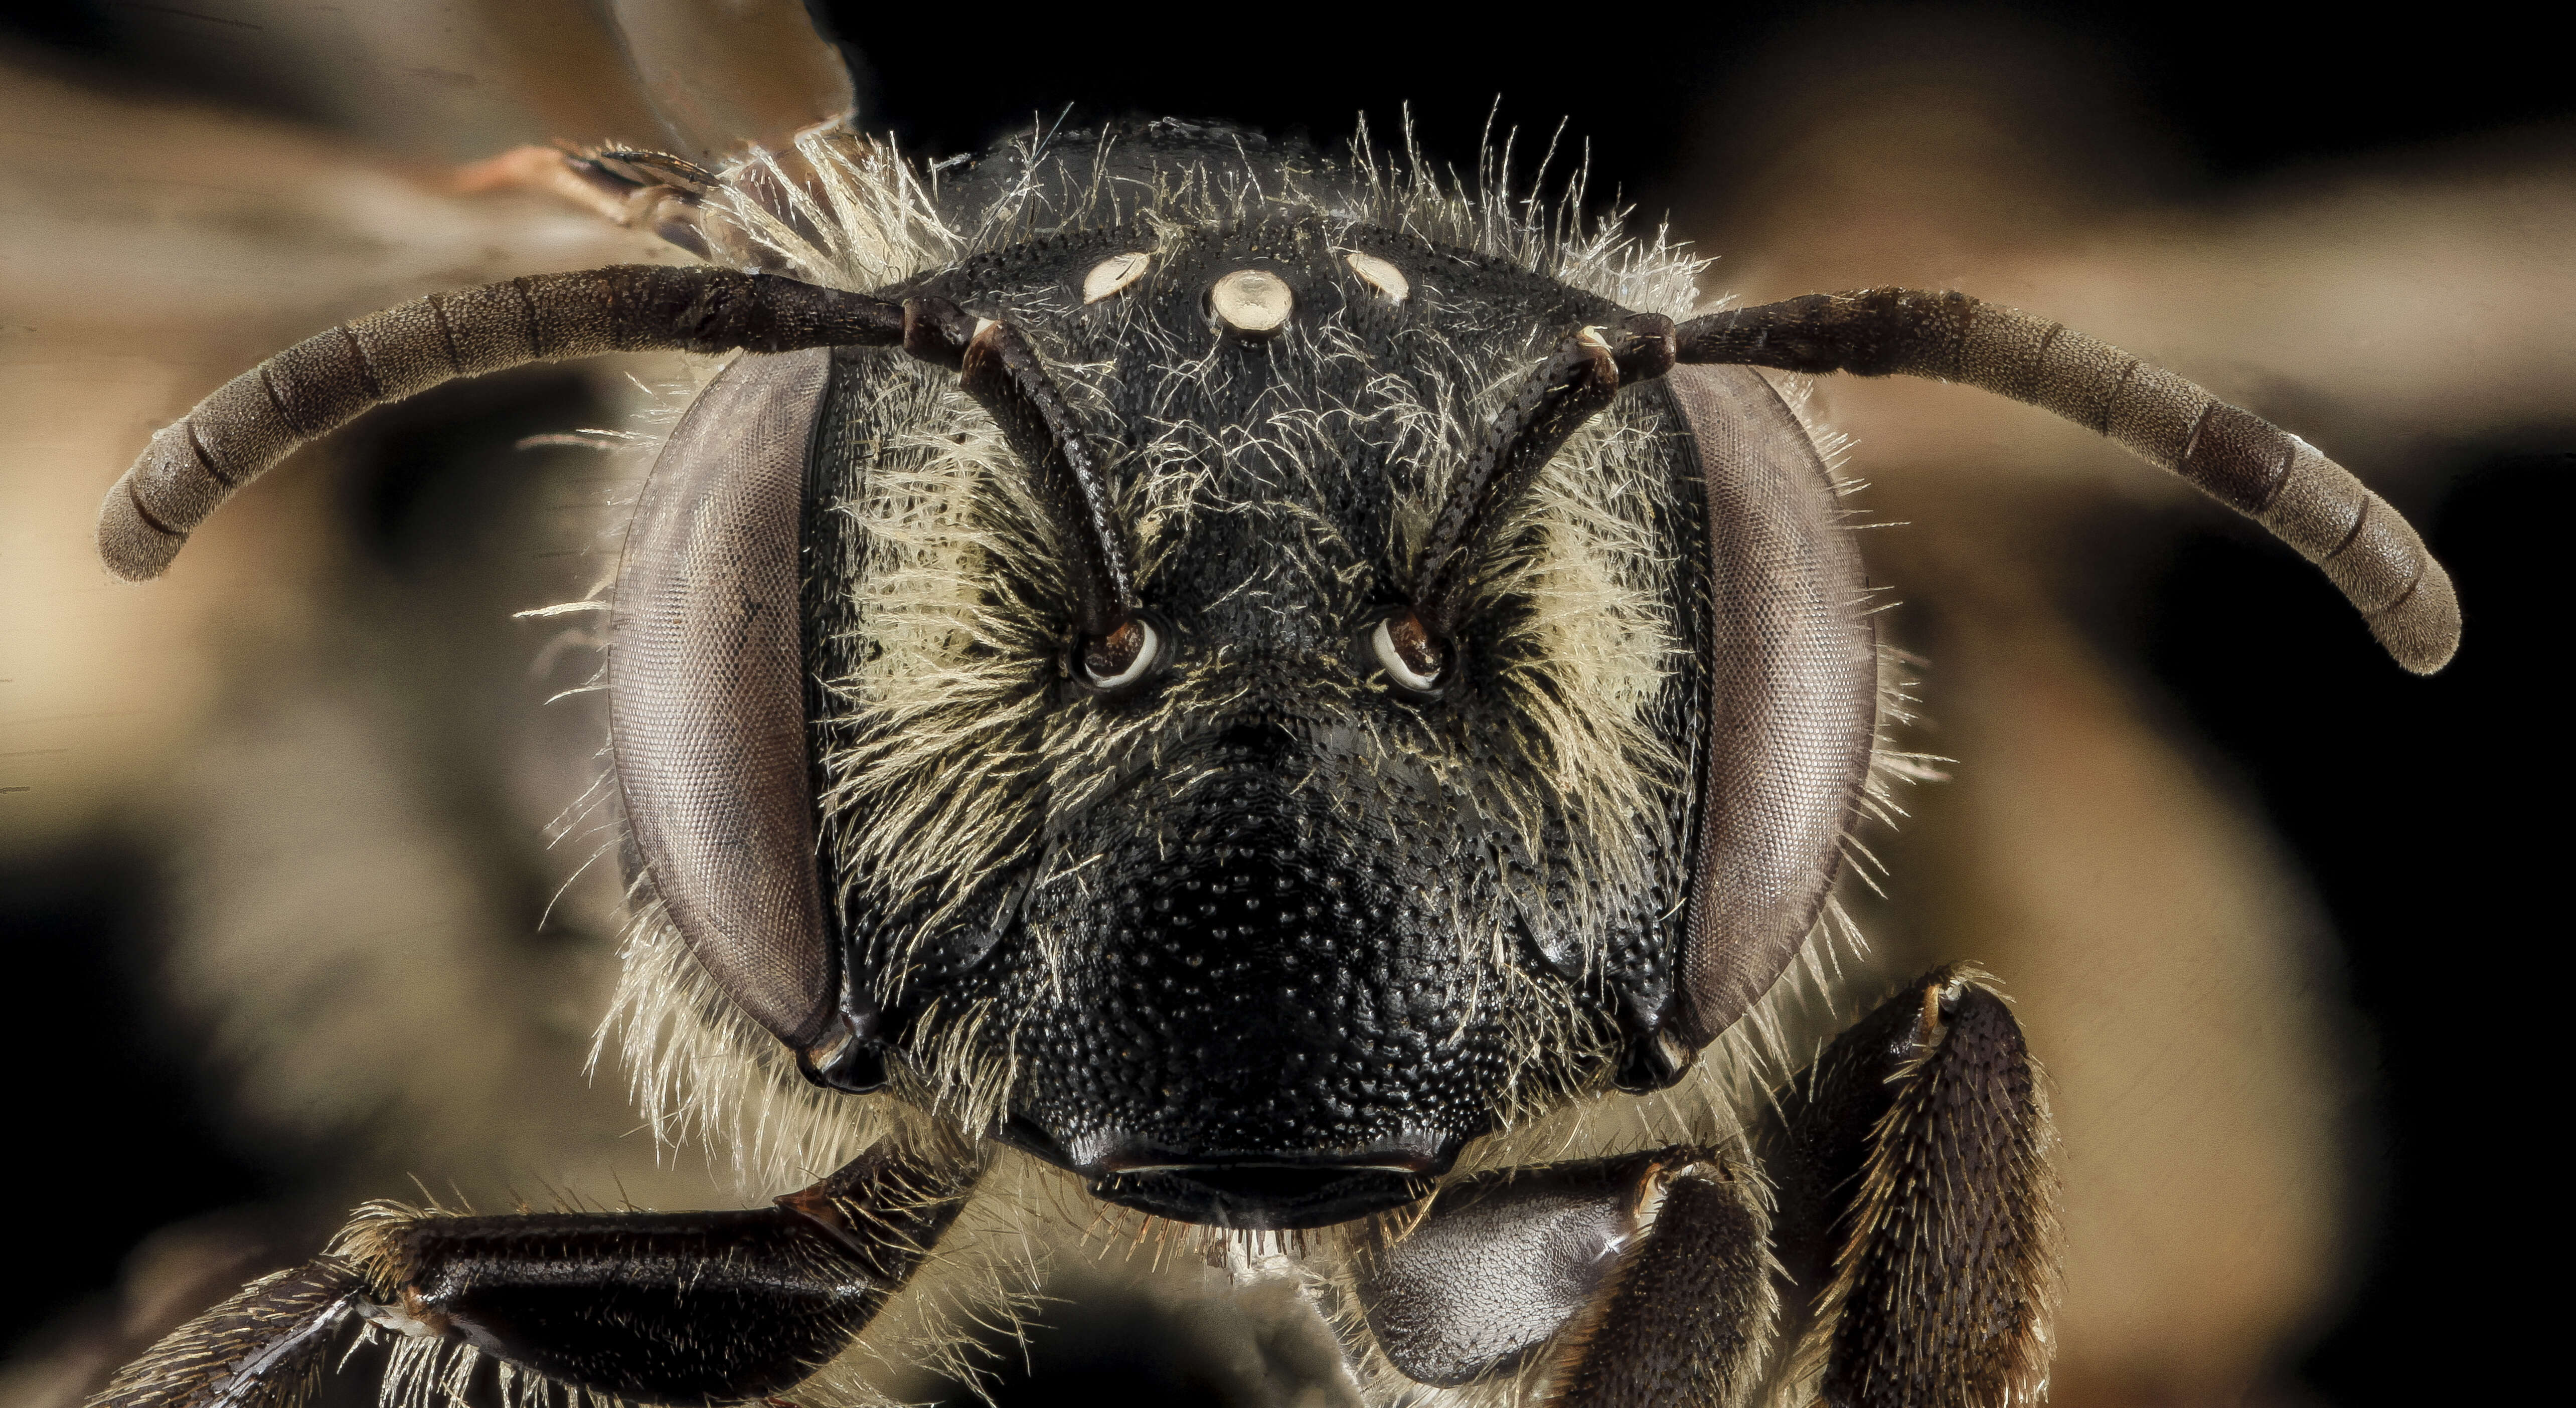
<box><xmin>593</xmin><ymin>903</ymin><xmax>925</xmax><ymax>1193</ymax></box>
<box><xmin>701</xmin><ymin>115</ymin><xmax>1708</xmax><ymax>319</ymax></box>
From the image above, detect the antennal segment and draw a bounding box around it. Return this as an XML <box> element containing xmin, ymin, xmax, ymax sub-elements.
<box><xmin>903</xmin><ymin>296</ymin><xmax>1136</xmax><ymax>643</ymax></box>
<box><xmin>1676</xmin><ymin>288</ymin><xmax>2460</xmax><ymax>673</ymax></box>
<box><xmin>1406</xmin><ymin>314</ymin><xmax>1677</xmax><ymax>660</ymax></box>
<box><xmin>99</xmin><ymin>266</ymin><xmax>904</xmax><ymax>582</ymax></box>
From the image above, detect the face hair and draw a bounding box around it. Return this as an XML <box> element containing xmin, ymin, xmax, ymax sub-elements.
<box><xmin>802</xmin><ymin>325</ymin><xmax>1694</xmax><ymax>1143</ymax></box>
<box><xmin>598</xmin><ymin>896</ymin><xmax>913</xmax><ymax>1186</ymax></box>
<box><xmin>712</xmin><ymin>116</ymin><xmax>1710</xmax><ymax>322</ymax></box>
<box><xmin>814</xmin><ymin>355</ymin><xmax>1679</xmax><ymax>1148</ymax></box>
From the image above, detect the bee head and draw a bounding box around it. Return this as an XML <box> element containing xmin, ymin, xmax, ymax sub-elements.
<box><xmin>809</xmin><ymin>209</ymin><xmax>1713</xmax><ymax>1228</ymax></box>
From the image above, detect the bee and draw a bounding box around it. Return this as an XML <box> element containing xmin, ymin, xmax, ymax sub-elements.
<box><xmin>83</xmin><ymin>94</ymin><xmax>2455</xmax><ymax>1408</ymax></box>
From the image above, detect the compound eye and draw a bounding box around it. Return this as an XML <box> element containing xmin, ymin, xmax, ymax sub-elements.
<box><xmin>1371</xmin><ymin>609</ymin><xmax>1449</xmax><ymax>698</ymax></box>
<box><xmin>1079</xmin><ymin>612</ymin><xmax>1165</xmax><ymax>693</ymax></box>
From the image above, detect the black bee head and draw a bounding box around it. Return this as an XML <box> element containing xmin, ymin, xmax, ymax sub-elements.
<box><xmin>806</xmin><ymin>184</ymin><xmax>1714</xmax><ymax>1228</ymax></box>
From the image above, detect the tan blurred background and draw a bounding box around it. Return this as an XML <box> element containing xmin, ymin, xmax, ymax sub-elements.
<box><xmin>1</xmin><ymin>4</ymin><xmax>2562</xmax><ymax>1405</ymax></box>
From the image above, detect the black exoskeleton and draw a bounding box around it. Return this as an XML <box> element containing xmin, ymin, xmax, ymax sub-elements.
<box><xmin>87</xmin><ymin>106</ymin><xmax>2454</xmax><ymax>1408</ymax></box>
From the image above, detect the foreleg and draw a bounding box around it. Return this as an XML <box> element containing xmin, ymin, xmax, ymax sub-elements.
<box><xmin>88</xmin><ymin>1258</ymin><xmax>363</xmax><ymax>1408</ymax></box>
<box><xmin>1351</xmin><ymin>967</ymin><xmax>2055</xmax><ymax>1408</ymax></box>
<box><xmin>90</xmin><ymin>1146</ymin><xmax>976</xmax><ymax>1408</ymax></box>
<box><xmin>1767</xmin><ymin>965</ymin><xmax>2060</xmax><ymax>1408</ymax></box>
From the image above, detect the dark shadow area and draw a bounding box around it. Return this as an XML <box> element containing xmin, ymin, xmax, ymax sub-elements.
<box><xmin>807</xmin><ymin>1</ymin><xmax>2575</xmax><ymax>192</ymax></box>
<box><xmin>12</xmin><ymin>3</ymin><xmax>2570</xmax><ymax>197</ymax></box>
<box><xmin>952</xmin><ymin>1292</ymin><xmax>1235</xmax><ymax>1408</ymax></box>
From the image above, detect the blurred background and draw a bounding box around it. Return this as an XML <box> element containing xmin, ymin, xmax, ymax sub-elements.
<box><xmin>0</xmin><ymin>3</ymin><xmax>2561</xmax><ymax>1405</ymax></box>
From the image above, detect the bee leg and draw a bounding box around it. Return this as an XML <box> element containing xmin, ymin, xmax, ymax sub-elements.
<box><xmin>1766</xmin><ymin>965</ymin><xmax>2061</xmax><ymax>1408</ymax></box>
<box><xmin>1352</xmin><ymin>1148</ymin><xmax>1776</xmax><ymax>1407</ymax></box>
<box><xmin>93</xmin><ymin>1146</ymin><xmax>977</xmax><ymax>1408</ymax></box>
<box><xmin>1543</xmin><ymin>1155</ymin><xmax>1776</xmax><ymax>1408</ymax></box>
<box><xmin>88</xmin><ymin>1257</ymin><xmax>364</xmax><ymax>1408</ymax></box>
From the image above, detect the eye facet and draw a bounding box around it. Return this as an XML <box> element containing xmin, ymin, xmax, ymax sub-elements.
<box><xmin>1372</xmin><ymin>609</ymin><xmax>1448</xmax><ymax>697</ymax></box>
<box><xmin>1079</xmin><ymin>612</ymin><xmax>1165</xmax><ymax>693</ymax></box>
